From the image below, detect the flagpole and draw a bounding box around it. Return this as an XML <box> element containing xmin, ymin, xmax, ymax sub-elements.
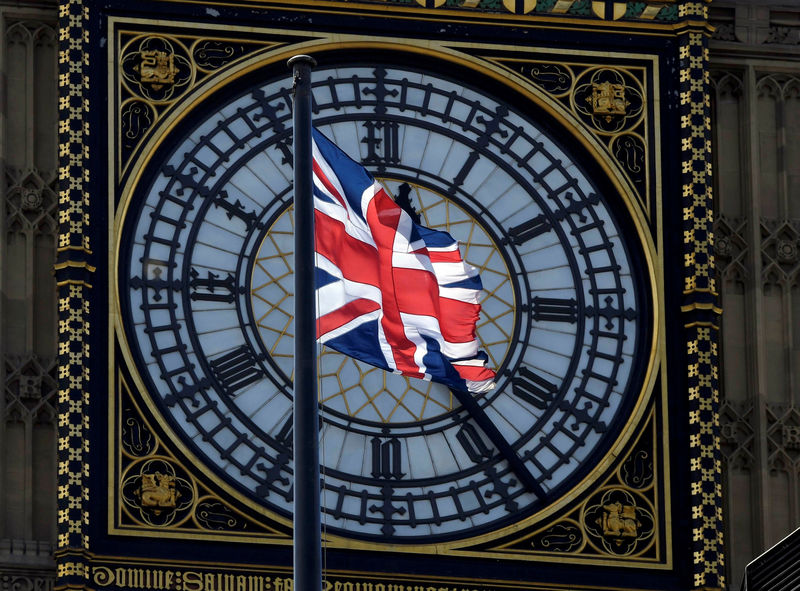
<box><xmin>289</xmin><ymin>54</ymin><xmax>321</xmax><ymax>591</ymax></box>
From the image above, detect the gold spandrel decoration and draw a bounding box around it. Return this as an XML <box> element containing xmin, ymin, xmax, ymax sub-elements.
<box><xmin>115</xmin><ymin>369</ymin><xmax>291</xmax><ymax>539</ymax></box>
<box><xmin>121</xmin><ymin>36</ymin><xmax>194</xmax><ymax>102</ymax></box>
<box><xmin>582</xmin><ymin>487</ymin><xmax>655</xmax><ymax>556</ymax></box>
<box><xmin>138</xmin><ymin>49</ymin><xmax>179</xmax><ymax>88</ymax></box>
<box><xmin>116</xmin><ymin>30</ymin><xmax>284</xmax><ymax>178</ymax></box>
<box><xmin>591</xmin><ymin>81</ymin><xmax>628</xmax><ymax>119</ymax></box>
<box><xmin>121</xmin><ymin>457</ymin><xmax>194</xmax><ymax>527</ymax></box>
<box><xmin>482</xmin><ymin>57</ymin><xmax>650</xmax><ymax>216</ymax></box>
<box><xmin>573</xmin><ymin>68</ymin><xmax>644</xmax><ymax>133</ymax></box>
<box><xmin>470</xmin><ymin>406</ymin><xmax>660</xmax><ymax>563</ymax></box>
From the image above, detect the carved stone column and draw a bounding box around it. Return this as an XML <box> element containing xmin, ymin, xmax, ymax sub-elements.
<box><xmin>0</xmin><ymin>2</ymin><xmax>58</xmax><ymax>587</ymax></box>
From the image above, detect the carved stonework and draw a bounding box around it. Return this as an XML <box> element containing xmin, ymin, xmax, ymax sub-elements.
<box><xmin>714</xmin><ymin>216</ymin><xmax>748</xmax><ymax>282</ymax></box>
<box><xmin>761</xmin><ymin>220</ymin><xmax>800</xmax><ymax>284</ymax></box>
<box><xmin>719</xmin><ymin>401</ymin><xmax>756</xmax><ymax>471</ymax></box>
<box><xmin>766</xmin><ymin>405</ymin><xmax>800</xmax><ymax>474</ymax></box>
<box><xmin>4</xmin><ymin>169</ymin><xmax>58</xmax><ymax>235</ymax></box>
<box><xmin>3</xmin><ymin>356</ymin><xmax>57</xmax><ymax>423</ymax></box>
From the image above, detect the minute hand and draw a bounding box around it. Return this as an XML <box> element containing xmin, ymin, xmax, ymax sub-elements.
<box><xmin>450</xmin><ymin>388</ymin><xmax>546</xmax><ymax>499</ymax></box>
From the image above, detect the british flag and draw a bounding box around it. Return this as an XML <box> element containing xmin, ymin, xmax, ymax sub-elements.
<box><xmin>312</xmin><ymin>128</ymin><xmax>495</xmax><ymax>394</ymax></box>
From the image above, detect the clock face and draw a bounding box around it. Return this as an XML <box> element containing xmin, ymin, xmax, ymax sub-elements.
<box><xmin>118</xmin><ymin>60</ymin><xmax>653</xmax><ymax>543</ymax></box>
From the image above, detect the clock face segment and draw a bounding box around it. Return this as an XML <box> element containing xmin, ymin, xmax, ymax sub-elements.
<box><xmin>120</xmin><ymin>64</ymin><xmax>648</xmax><ymax>542</ymax></box>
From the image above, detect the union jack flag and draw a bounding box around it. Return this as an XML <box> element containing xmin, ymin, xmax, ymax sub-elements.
<box><xmin>312</xmin><ymin>128</ymin><xmax>495</xmax><ymax>394</ymax></box>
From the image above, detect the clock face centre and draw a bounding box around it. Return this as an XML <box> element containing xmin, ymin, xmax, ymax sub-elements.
<box><xmin>249</xmin><ymin>179</ymin><xmax>515</xmax><ymax>425</ymax></box>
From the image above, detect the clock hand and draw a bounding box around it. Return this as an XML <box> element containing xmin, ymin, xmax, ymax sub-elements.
<box><xmin>450</xmin><ymin>388</ymin><xmax>546</xmax><ymax>499</ymax></box>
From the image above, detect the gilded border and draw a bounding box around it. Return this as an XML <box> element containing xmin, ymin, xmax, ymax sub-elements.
<box><xmin>677</xmin><ymin>1</ymin><xmax>724</xmax><ymax>590</ymax></box>
<box><xmin>108</xmin><ymin>19</ymin><xmax>669</xmax><ymax>571</ymax></box>
<box><xmin>55</xmin><ymin>1</ymin><xmax>93</xmax><ymax>591</ymax></box>
<box><xmin>160</xmin><ymin>0</ymin><xmax>681</xmax><ymax>26</ymax></box>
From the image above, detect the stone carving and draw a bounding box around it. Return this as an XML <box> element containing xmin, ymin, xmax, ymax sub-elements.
<box><xmin>719</xmin><ymin>401</ymin><xmax>756</xmax><ymax>471</ymax></box>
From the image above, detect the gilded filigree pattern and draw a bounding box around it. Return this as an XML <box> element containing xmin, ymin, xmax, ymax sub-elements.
<box><xmin>116</xmin><ymin>32</ymin><xmax>279</xmax><ymax>176</ymax></box>
<box><xmin>494</xmin><ymin>58</ymin><xmax>650</xmax><ymax>211</ymax></box>
<box><xmin>678</xmin><ymin>3</ymin><xmax>725</xmax><ymax>588</ymax></box>
<box><xmin>191</xmin><ymin>39</ymin><xmax>252</xmax><ymax>72</ymax></box>
<box><xmin>115</xmin><ymin>372</ymin><xmax>290</xmax><ymax>539</ymax></box>
<box><xmin>583</xmin><ymin>488</ymin><xmax>655</xmax><ymax>556</ymax></box>
<box><xmin>55</xmin><ymin>1</ymin><xmax>93</xmax><ymax>589</ymax></box>
<box><xmin>528</xmin><ymin>521</ymin><xmax>584</xmax><ymax>553</ymax></box>
<box><xmin>120</xmin><ymin>36</ymin><xmax>194</xmax><ymax>103</ymax></box>
<box><xmin>121</xmin><ymin>458</ymin><xmax>195</xmax><ymax>527</ymax></box>
<box><xmin>482</xmin><ymin>408</ymin><xmax>659</xmax><ymax>562</ymax></box>
<box><xmin>572</xmin><ymin>68</ymin><xmax>644</xmax><ymax>134</ymax></box>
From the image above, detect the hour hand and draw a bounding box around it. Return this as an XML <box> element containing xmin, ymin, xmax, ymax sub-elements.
<box><xmin>450</xmin><ymin>388</ymin><xmax>546</xmax><ymax>499</ymax></box>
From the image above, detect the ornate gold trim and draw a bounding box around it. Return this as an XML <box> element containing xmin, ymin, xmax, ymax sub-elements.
<box><xmin>107</xmin><ymin>17</ymin><xmax>670</xmax><ymax>571</ymax></box>
<box><xmin>677</xmin><ymin>2</ymin><xmax>724</xmax><ymax>589</ymax></box>
<box><xmin>111</xmin><ymin>368</ymin><xmax>292</xmax><ymax>542</ymax></box>
<box><xmin>56</xmin><ymin>1</ymin><xmax>93</xmax><ymax>590</ymax></box>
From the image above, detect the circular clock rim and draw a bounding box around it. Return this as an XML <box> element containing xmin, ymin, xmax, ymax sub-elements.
<box><xmin>113</xmin><ymin>38</ymin><xmax>662</xmax><ymax>552</ymax></box>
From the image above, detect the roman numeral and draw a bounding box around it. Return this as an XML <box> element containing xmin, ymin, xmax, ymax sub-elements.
<box><xmin>551</xmin><ymin>191</ymin><xmax>602</xmax><ymax>224</ymax></box>
<box><xmin>512</xmin><ymin>366</ymin><xmax>557</xmax><ymax>410</ymax></box>
<box><xmin>129</xmin><ymin>267</ymin><xmax>181</xmax><ymax>302</ymax></box>
<box><xmin>361</xmin><ymin>121</ymin><xmax>400</xmax><ymax>170</ymax></box>
<box><xmin>209</xmin><ymin>346</ymin><xmax>264</xmax><ymax>397</ymax></box>
<box><xmin>213</xmin><ymin>190</ymin><xmax>262</xmax><ymax>232</ymax></box>
<box><xmin>189</xmin><ymin>268</ymin><xmax>243</xmax><ymax>303</ymax></box>
<box><xmin>275</xmin><ymin>415</ymin><xmax>293</xmax><ymax>447</ymax></box>
<box><xmin>371</xmin><ymin>437</ymin><xmax>404</xmax><ymax>479</ymax></box>
<box><xmin>456</xmin><ymin>423</ymin><xmax>493</xmax><ymax>463</ymax></box>
<box><xmin>532</xmin><ymin>297</ymin><xmax>578</xmax><ymax>323</ymax></box>
<box><xmin>448</xmin><ymin>105</ymin><xmax>509</xmax><ymax>194</ymax></box>
<box><xmin>559</xmin><ymin>400</ymin><xmax>608</xmax><ymax>433</ymax></box>
<box><xmin>163</xmin><ymin>377</ymin><xmax>210</xmax><ymax>407</ymax></box>
<box><xmin>504</xmin><ymin>214</ymin><xmax>552</xmax><ymax>245</ymax></box>
<box><xmin>585</xmin><ymin>295</ymin><xmax>638</xmax><ymax>329</ymax></box>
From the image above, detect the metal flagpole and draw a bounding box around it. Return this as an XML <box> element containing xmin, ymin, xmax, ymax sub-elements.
<box><xmin>289</xmin><ymin>54</ymin><xmax>321</xmax><ymax>591</ymax></box>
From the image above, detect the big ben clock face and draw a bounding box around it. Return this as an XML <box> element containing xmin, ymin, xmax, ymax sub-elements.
<box><xmin>117</xmin><ymin>59</ymin><xmax>654</xmax><ymax>543</ymax></box>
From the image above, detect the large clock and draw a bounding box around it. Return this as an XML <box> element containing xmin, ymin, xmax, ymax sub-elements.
<box><xmin>116</xmin><ymin>57</ymin><xmax>655</xmax><ymax>544</ymax></box>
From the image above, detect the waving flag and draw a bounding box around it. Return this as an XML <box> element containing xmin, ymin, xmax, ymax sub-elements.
<box><xmin>312</xmin><ymin>128</ymin><xmax>495</xmax><ymax>394</ymax></box>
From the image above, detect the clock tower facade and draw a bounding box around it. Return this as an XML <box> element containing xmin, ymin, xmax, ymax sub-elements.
<box><xmin>54</xmin><ymin>1</ymin><xmax>724</xmax><ymax>590</ymax></box>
